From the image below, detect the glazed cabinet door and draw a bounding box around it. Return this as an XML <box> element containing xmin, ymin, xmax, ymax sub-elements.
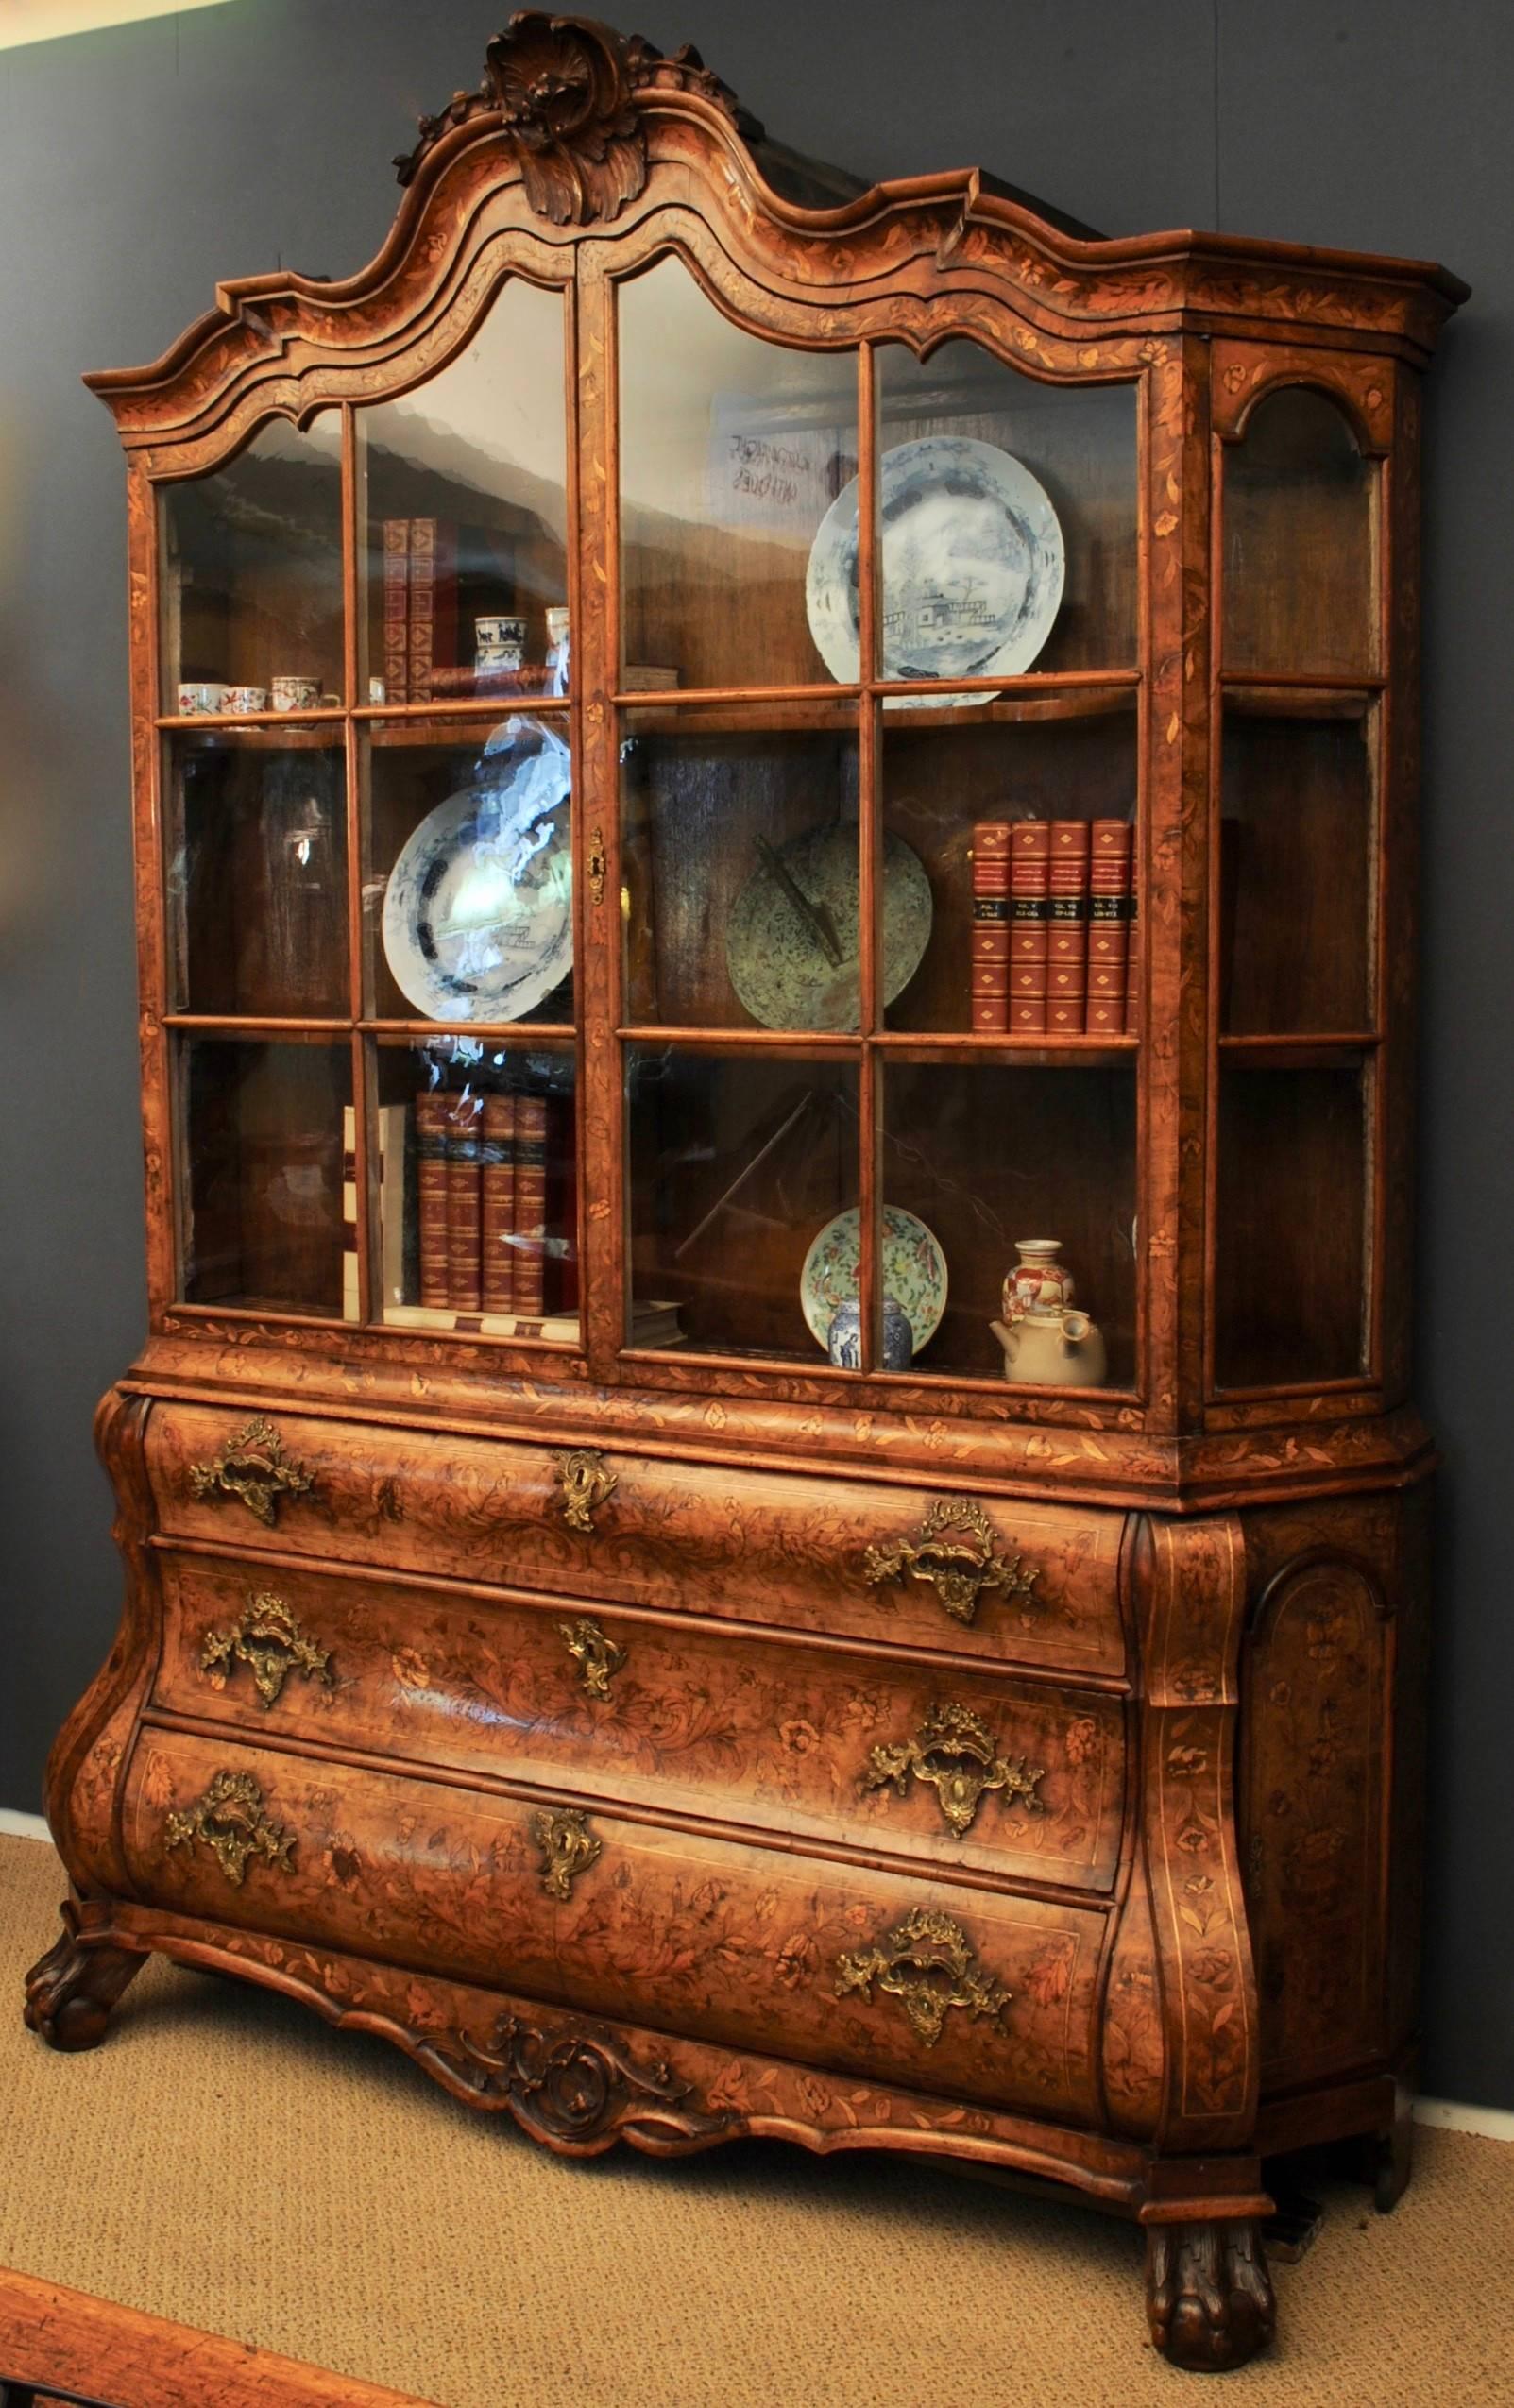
<box><xmin>582</xmin><ymin>243</ymin><xmax>1147</xmax><ymax>1400</ymax></box>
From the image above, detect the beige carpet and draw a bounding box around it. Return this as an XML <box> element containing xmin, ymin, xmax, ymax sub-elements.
<box><xmin>4</xmin><ymin>1834</ymin><xmax>1512</xmax><ymax>2407</ymax></box>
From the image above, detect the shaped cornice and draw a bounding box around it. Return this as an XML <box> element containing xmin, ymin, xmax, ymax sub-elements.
<box><xmin>84</xmin><ymin>12</ymin><xmax>1467</xmax><ymax>463</ymax></box>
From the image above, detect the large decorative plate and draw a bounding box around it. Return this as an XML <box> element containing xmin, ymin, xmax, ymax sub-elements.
<box><xmin>806</xmin><ymin>435</ymin><xmax>1064</xmax><ymax>701</ymax></box>
<box><xmin>725</xmin><ymin>820</ymin><xmax>932</xmax><ymax>1032</ymax></box>
<box><xmin>382</xmin><ymin>715</ymin><xmax>572</xmax><ymax>1022</ymax></box>
<box><xmin>800</xmin><ymin>1204</ymin><xmax>948</xmax><ymax>1357</ymax></box>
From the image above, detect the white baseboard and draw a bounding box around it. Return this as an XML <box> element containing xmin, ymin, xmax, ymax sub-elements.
<box><xmin>0</xmin><ymin>1792</ymin><xmax>1509</xmax><ymax>2141</ymax></box>
<box><xmin>1414</xmin><ymin>2095</ymin><xmax>1514</xmax><ymax>2144</ymax></box>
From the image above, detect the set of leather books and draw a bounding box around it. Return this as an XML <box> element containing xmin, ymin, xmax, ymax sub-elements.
<box><xmin>413</xmin><ymin>1087</ymin><xmax>563</xmax><ymax>1325</ymax></box>
<box><xmin>972</xmin><ymin>816</ymin><xmax>1137</xmax><ymax>1034</ymax></box>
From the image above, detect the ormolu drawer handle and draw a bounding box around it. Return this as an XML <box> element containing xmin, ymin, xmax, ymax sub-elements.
<box><xmin>162</xmin><ymin>1769</ymin><xmax>296</xmax><ymax>1888</ymax></box>
<box><xmin>859</xmin><ymin>1703</ymin><xmax>1046</xmax><ymax>1837</ymax></box>
<box><xmin>560</xmin><ymin>1617</ymin><xmax>626</xmax><ymax>1700</ymax></box>
<box><xmin>187</xmin><ymin>1416</ymin><xmax>314</xmax><ymax>1529</ymax></box>
<box><xmin>862</xmin><ymin>1496</ymin><xmax>1037</xmax><ymax>1627</ymax></box>
<box><xmin>534</xmin><ymin>1806</ymin><xmax>601</xmax><ymax>1900</ymax></box>
<box><xmin>835</xmin><ymin>1906</ymin><xmax>1011</xmax><ymax>2046</ymax></box>
<box><xmin>555</xmin><ymin>1448</ymin><xmax>617</xmax><ymax>1535</ymax></box>
<box><xmin>199</xmin><ymin>1593</ymin><xmax>333</xmax><ymax>1708</ymax></box>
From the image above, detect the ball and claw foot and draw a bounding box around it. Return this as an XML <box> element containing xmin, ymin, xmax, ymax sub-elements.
<box><xmin>24</xmin><ymin>1909</ymin><xmax>144</xmax><ymax>2052</ymax></box>
<box><xmin>1145</xmin><ymin>2216</ymin><xmax>1276</xmax><ymax>2371</ymax></box>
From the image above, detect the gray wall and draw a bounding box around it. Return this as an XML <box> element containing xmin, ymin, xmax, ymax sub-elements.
<box><xmin>1</xmin><ymin>0</ymin><xmax>1509</xmax><ymax>2110</ymax></box>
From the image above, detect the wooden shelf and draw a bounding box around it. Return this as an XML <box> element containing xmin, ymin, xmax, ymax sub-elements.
<box><xmin>1219</xmin><ymin>676</ymin><xmax>1383</xmax><ymax>721</ymax></box>
<box><xmin>621</xmin><ymin>673</ymin><xmax>1139</xmax><ymax>738</ymax></box>
<box><xmin>1218</xmin><ymin>1031</ymin><xmax>1378</xmax><ymax>1066</ymax></box>
<box><xmin>616</xmin><ymin>1026</ymin><xmax>1136</xmax><ymax>1062</ymax></box>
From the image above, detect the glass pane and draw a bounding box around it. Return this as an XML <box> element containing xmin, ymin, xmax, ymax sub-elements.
<box><xmin>881</xmin><ymin>1061</ymin><xmax>1136</xmax><ymax>1386</ymax></box>
<box><xmin>1223</xmin><ymin>386</ymin><xmax>1377</xmax><ymax>678</ymax></box>
<box><xmin>621</xmin><ymin>706</ymin><xmax>860</xmax><ymax>1030</ymax></box>
<box><xmin>1219</xmin><ymin>705</ymin><xmax>1375</xmax><ymax>1036</ymax></box>
<box><xmin>179</xmin><ymin>1038</ymin><xmax>350</xmax><ymax>1316</ymax></box>
<box><xmin>619</xmin><ymin>254</ymin><xmax>858</xmax><ymax>690</ymax></box>
<box><xmin>1215</xmin><ymin>1061</ymin><xmax>1368</xmax><ymax>1388</ymax></box>
<box><xmin>166</xmin><ymin>732</ymin><xmax>347</xmax><ymax>1017</ymax></box>
<box><xmin>625</xmin><ymin>1046</ymin><xmax>859</xmax><ymax>1361</ymax></box>
<box><xmin>879</xmin><ymin>696</ymin><xmax>1137</xmax><ymax>1034</ymax></box>
<box><xmin>359</xmin><ymin>280</ymin><xmax>570</xmax><ymax>705</ymax></box>
<box><xmin>365</xmin><ymin>713</ymin><xmax>573</xmax><ymax>1026</ymax></box>
<box><xmin>366</xmin><ymin>1036</ymin><xmax>578</xmax><ymax>1339</ymax></box>
<box><xmin>162</xmin><ymin>415</ymin><xmax>343</xmax><ymax>712</ymax></box>
<box><xmin>876</xmin><ymin>341</ymin><xmax>1137</xmax><ymax>683</ymax></box>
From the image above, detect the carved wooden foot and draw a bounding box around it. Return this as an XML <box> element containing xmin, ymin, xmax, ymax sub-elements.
<box><xmin>1145</xmin><ymin>2217</ymin><xmax>1275</xmax><ymax>2371</ymax></box>
<box><xmin>24</xmin><ymin>1905</ymin><xmax>145</xmax><ymax>2052</ymax></box>
<box><xmin>1370</xmin><ymin>2085</ymin><xmax>1416</xmax><ymax>2212</ymax></box>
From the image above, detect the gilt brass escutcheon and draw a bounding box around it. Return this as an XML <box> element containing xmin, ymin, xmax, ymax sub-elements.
<box><xmin>533</xmin><ymin>1807</ymin><xmax>602</xmax><ymax>1900</ymax></box>
<box><xmin>587</xmin><ymin>825</ymin><xmax>608</xmax><ymax>907</ymax></box>
<box><xmin>859</xmin><ymin>1702</ymin><xmax>1046</xmax><ymax>1838</ymax></box>
<box><xmin>162</xmin><ymin>1769</ymin><xmax>296</xmax><ymax>1888</ymax></box>
<box><xmin>560</xmin><ymin>1617</ymin><xmax>627</xmax><ymax>1700</ymax></box>
<box><xmin>556</xmin><ymin>1448</ymin><xmax>617</xmax><ymax>1535</ymax></box>
<box><xmin>187</xmin><ymin>1416</ymin><xmax>315</xmax><ymax>1529</ymax></box>
<box><xmin>199</xmin><ymin>1593</ymin><xmax>333</xmax><ymax>1709</ymax></box>
<box><xmin>861</xmin><ymin>1496</ymin><xmax>1038</xmax><ymax>1626</ymax></box>
<box><xmin>834</xmin><ymin>1906</ymin><xmax>1011</xmax><ymax>2046</ymax></box>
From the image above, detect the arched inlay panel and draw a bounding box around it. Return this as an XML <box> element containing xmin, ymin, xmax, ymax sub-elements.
<box><xmin>1221</xmin><ymin>382</ymin><xmax>1378</xmax><ymax>679</ymax></box>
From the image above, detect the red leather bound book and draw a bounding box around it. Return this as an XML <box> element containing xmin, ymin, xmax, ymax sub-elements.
<box><xmin>513</xmin><ymin>1095</ymin><xmax>550</xmax><ymax>1316</ymax></box>
<box><xmin>1047</xmin><ymin>819</ymin><xmax>1091</xmax><ymax>1029</ymax></box>
<box><xmin>407</xmin><ymin>518</ymin><xmax>458</xmax><ymax>700</ymax></box>
<box><xmin>553</xmin><ymin>1095</ymin><xmax>580</xmax><ymax>1314</ymax></box>
<box><xmin>381</xmin><ymin>519</ymin><xmax>410</xmax><ymax>707</ymax></box>
<box><xmin>971</xmin><ymin>822</ymin><xmax>1011</xmax><ymax>1031</ymax></box>
<box><xmin>480</xmin><ymin>1093</ymin><xmax>518</xmax><ymax>1315</ymax></box>
<box><xmin>1087</xmin><ymin>818</ymin><xmax>1133</xmax><ymax>1035</ymax></box>
<box><xmin>1008</xmin><ymin>819</ymin><xmax>1050</xmax><ymax>1035</ymax></box>
<box><xmin>446</xmin><ymin>1090</ymin><xmax>484</xmax><ymax>1313</ymax></box>
<box><xmin>414</xmin><ymin>1093</ymin><xmax>451</xmax><ymax>1310</ymax></box>
<box><xmin>1124</xmin><ymin>859</ymin><xmax>1140</xmax><ymax>1034</ymax></box>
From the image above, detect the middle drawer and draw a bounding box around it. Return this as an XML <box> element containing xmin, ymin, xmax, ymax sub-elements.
<box><xmin>155</xmin><ymin>1551</ymin><xmax>1127</xmax><ymax>1894</ymax></box>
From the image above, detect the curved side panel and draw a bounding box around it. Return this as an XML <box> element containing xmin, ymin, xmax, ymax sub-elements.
<box><xmin>1243</xmin><ymin>1552</ymin><xmax>1389</xmax><ymax>2088</ymax></box>
<box><xmin>43</xmin><ymin>1388</ymin><xmax>161</xmax><ymax>1897</ymax></box>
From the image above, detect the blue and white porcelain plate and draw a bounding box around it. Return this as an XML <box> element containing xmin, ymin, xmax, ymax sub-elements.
<box><xmin>806</xmin><ymin>435</ymin><xmax>1064</xmax><ymax>701</ymax></box>
<box><xmin>381</xmin><ymin>715</ymin><xmax>572</xmax><ymax>1023</ymax></box>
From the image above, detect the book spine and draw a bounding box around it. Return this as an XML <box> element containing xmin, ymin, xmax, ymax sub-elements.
<box><xmin>381</xmin><ymin>520</ymin><xmax>410</xmax><ymax>709</ymax></box>
<box><xmin>513</xmin><ymin>1095</ymin><xmax>549</xmax><ymax>1317</ymax></box>
<box><xmin>1086</xmin><ymin>818</ymin><xmax>1134</xmax><ymax>1036</ymax></box>
<box><xmin>1008</xmin><ymin>818</ymin><xmax>1050</xmax><ymax>1036</ymax></box>
<box><xmin>1124</xmin><ymin>858</ymin><xmax>1140</xmax><ymax>1034</ymax></box>
<box><xmin>407</xmin><ymin>517</ymin><xmax>437</xmax><ymax>703</ymax></box>
<box><xmin>480</xmin><ymin>1093</ymin><xmax>518</xmax><ymax>1316</ymax></box>
<box><xmin>553</xmin><ymin>1094</ymin><xmax>580</xmax><ymax>1314</ymax></box>
<box><xmin>415</xmin><ymin>1093</ymin><xmax>451</xmax><ymax>1309</ymax></box>
<box><xmin>341</xmin><ymin>1104</ymin><xmax>360</xmax><ymax>1324</ymax></box>
<box><xmin>446</xmin><ymin>1090</ymin><xmax>484</xmax><ymax>1313</ymax></box>
<box><xmin>970</xmin><ymin>821</ymin><xmax>1011</xmax><ymax>1032</ymax></box>
<box><xmin>1046</xmin><ymin>818</ymin><xmax>1091</xmax><ymax>1039</ymax></box>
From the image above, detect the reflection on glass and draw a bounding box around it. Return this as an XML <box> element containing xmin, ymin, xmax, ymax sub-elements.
<box><xmin>366</xmin><ymin>715</ymin><xmax>572</xmax><ymax>1026</ymax></box>
<box><xmin>1223</xmin><ymin>387</ymin><xmax>1376</xmax><ymax>679</ymax></box>
<box><xmin>876</xmin><ymin>342</ymin><xmax>1137</xmax><ymax>679</ymax></box>
<box><xmin>621</xmin><ymin>713</ymin><xmax>860</xmax><ymax>1028</ymax></box>
<box><xmin>619</xmin><ymin>254</ymin><xmax>858</xmax><ymax>689</ymax></box>
<box><xmin>168</xmin><ymin>734</ymin><xmax>347</xmax><ymax>1017</ymax></box>
<box><xmin>179</xmin><ymin>1039</ymin><xmax>350</xmax><ymax>1316</ymax></box>
<box><xmin>626</xmin><ymin>1047</ymin><xmax>858</xmax><ymax>1359</ymax></box>
<box><xmin>1215</xmin><ymin>1062</ymin><xmax>1367</xmax><ymax>1388</ymax></box>
<box><xmin>366</xmin><ymin>1036</ymin><xmax>578</xmax><ymax>1338</ymax></box>
<box><xmin>161</xmin><ymin>415</ymin><xmax>343</xmax><ymax>709</ymax></box>
<box><xmin>880</xmin><ymin>699</ymin><xmax>1137</xmax><ymax>1032</ymax></box>
<box><xmin>360</xmin><ymin>280</ymin><xmax>570</xmax><ymax>704</ymax></box>
<box><xmin>1219</xmin><ymin>707</ymin><xmax>1374</xmax><ymax>1036</ymax></box>
<box><xmin>881</xmin><ymin>1061</ymin><xmax>1136</xmax><ymax>1385</ymax></box>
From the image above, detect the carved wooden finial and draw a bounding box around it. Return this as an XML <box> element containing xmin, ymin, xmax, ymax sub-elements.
<box><xmin>394</xmin><ymin>11</ymin><xmax>753</xmax><ymax>225</ymax></box>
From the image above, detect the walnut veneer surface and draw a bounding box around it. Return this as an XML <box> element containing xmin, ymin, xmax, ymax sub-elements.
<box><xmin>27</xmin><ymin>11</ymin><xmax>1463</xmax><ymax>2376</ymax></box>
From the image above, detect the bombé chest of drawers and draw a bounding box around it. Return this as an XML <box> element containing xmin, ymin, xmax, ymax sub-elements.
<box><xmin>27</xmin><ymin>11</ymin><xmax>1460</xmax><ymax>2372</ymax></box>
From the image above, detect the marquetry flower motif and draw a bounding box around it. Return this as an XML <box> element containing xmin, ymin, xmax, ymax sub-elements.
<box><xmin>1306</xmin><ymin>1610</ymin><xmax>1348</xmax><ymax>1665</ymax></box>
<box><xmin>1166</xmin><ymin>1744</ymin><xmax>1208</xmax><ymax>1780</ymax></box>
<box><xmin>1021</xmin><ymin>1947</ymin><xmax>1072</xmax><ymax>2010</ymax></box>
<box><xmin>1189</xmin><ymin>1949</ymin><xmax>1235</xmax><ymax>1993</ymax></box>
<box><xmin>1065</xmin><ymin>1716</ymin><xmax>1099</xmax><ymax>1768</ymax></box>
<box><xmin>1175</xmin><ymin>1815</ymin><xmax>1211</xmax><ymax>1856</ymax></box>
<box><xmin>392</xmin><ymin>1648</ymin><xmax>431</xmax><ymax>1691</ymax></box>
<box><xmin>1137</xmin><ymin>339</ymin><xmax>1169</xmax><ymax>365</ymax></box>
<box><xmin>774</xmin><ymin>1932</ymin><xmax>817</xmax><ymax>1990</ymax></box>
<box><xmin>1309</xmin><ymin>1731</ymin><xmax>1341</xmax><ymax>1777</ymax></box>
<box><xmin>322</xmin><ymin>1835</ymin><xmax>362</xmax><ymax>1889</ymax></box>
<box><xmin>779</xmin><ymin>1718</ymin><xmax>820</xmax><ymax>1757</ymax></box>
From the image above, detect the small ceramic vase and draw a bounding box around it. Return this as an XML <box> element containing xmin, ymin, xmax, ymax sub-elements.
<box><xmin>826</xmin><ymin>1297</ymin><xmax>913</xmax><ymax>1371</ymax></box>
<box><xmin>990</xmin><ymin>1307</ymin><xmax>1106</xmax><ymax>1388</ymax></box>
<box><xmin>1002</xmin><ymin>1237</ymin><xmax>1076</xmax><ymax>1325</ymax></box>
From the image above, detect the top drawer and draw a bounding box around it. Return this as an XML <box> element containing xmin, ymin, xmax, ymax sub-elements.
<box><xmin>145</xmin><ymin>1402</ymin><xmax>1128</xmax><ymax>1678</ymax></box>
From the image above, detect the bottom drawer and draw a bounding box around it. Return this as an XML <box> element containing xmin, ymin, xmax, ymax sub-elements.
<box><xmin>124</xmin><ymin>1730</ymin><xmax>1107</xmax><ymax>2125</ymax></box>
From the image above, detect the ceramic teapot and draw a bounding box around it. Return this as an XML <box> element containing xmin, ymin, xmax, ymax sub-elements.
<box><xmin>990</xmin><ymin>1306</ymin><xmax>1107</xmax><ymax>1387</ymax></box>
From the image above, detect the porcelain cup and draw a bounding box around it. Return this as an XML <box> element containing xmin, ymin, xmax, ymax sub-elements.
<box><xmin>223</xmin><ymin>685</ymin><xmax>268</xmax><ymax>714</ymax></box>
<box><xmin>271</xmin><ymin>674</ymin><xmax>332</xmax><ymax>711</ymax></box>
<box><xmin>474</xmin><ymin>615</ymin><xmax>527</xmax><ymax>673</ymax></box>
<box><xmin>177</xmin><ymin>682</ymin><xmax>230</xmax><ymax>715</ymax></box>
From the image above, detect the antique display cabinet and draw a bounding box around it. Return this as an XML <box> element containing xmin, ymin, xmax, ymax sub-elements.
<box><xmin>26</xmin><ymin>15</ymin><xmax>1465</xmax><ymax>2370</ymax></box>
